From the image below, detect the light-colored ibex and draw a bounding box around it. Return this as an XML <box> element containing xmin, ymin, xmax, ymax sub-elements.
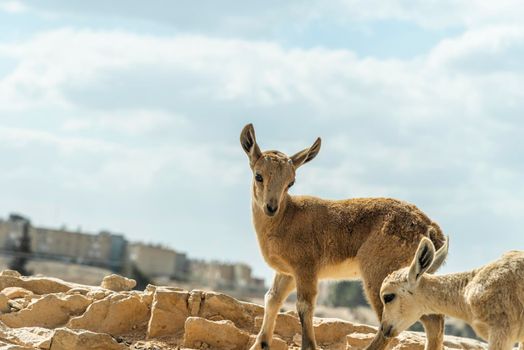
<box><xmin>240</xmin><ymin>124</ymin><xmax>447</xmax><ymax>350</ymax></box>
<box><xmin>378</xmin><ymin>237</ymin><xmax>524</xmax><ymax>350</ymax></box>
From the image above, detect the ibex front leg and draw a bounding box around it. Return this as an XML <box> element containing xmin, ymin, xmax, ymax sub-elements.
<box><xmin>296</xmin><ymin>273</ymin><xmax>318</xmax><ymax>350</ymax></box>
<box><xmin>251</xmin><ymin>273</ymin><xmax>295</xmax><ymax>350</ymax></box>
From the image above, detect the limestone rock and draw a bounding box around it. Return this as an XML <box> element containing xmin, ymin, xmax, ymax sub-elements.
<box><xmin>0</xmin><ymin>275</ymin><xmax>76</xmax><ymax>295</ymax></box>
<box><xmin>85</xmin><ymin>289</ymin><xmax>111</xmax><ymax>301</ymax></box>
<box><xmin>254</xmin><ymin>312</ymin><xmax>301</xmax><ymax>340</ymax></box>
<box><xmin>183</xmin><ymin>317</ymin><xmax>250</xmax><ymax>350</ymax></box>
<box><xmin>0</xmin><ymin>271</ymin><xmax>21</xmax><ymax>278</ymax></box>
<box><xmin>188</xmin><ymin>290</ymin><xmax>204</xmax><ymax>316</ymax></box>
<box><xmin>201</xmin><ymin>292</ymin><xmax>261</xmax><ymax>331</ymax></box>
<box><xmin>100</xmin><ymin>275</ymin><xmax>136</xmax><ymax>292</ymax></box>
<box><xmin>314</xmin><ymin>318</ymin><xmax>375</xmax><ymax>345</ymax></box>
<box><xmin>66</xmin><ymin>288</ymin><xmax>91</xmax><ymax>296</ymax></box>
<box><xmin>346</xmin><ymin>331</ymin><xmax>486</xmax><ymax>350</ymax></box>
<box><xmin>347</xmin><ymin>332</ymin><xmax>375</xmax><ymax>349</ymax></box>
<box><xmin>0</xmin><ymin>321</ymin><xmax>53</xmax><ymax>349</ymax></box>
<box><xmin>0</xmin><ymin>293</ymin><xmax>10</xmax><ymax>313</ymax></box>
<box><xmin>0</xmin><ymin>341</ymin><xmax>34</xmax><ymax>349</ymax></box>
<box><xmin>247</xmin><ymin>335</ymin><xmax>288</xmax><ymax>350</ymax></box>
<box><xmin>68</xmin><ymin>293</ymin><xmax>149</xmax><ymax>335</ymax></box>
<box><xmin>146</xmin><ymin>289</ymin><xmax>189</xmax><ymax>338</ymax></box>
<box><xmin>0</xmin><ymin>272</ymin><xmax>492</xmax><ymax>350</ymax></box>
<box><xmin>1</xmin><ymin>288</ymin><xmax>33</xmax><ymax>300</ymax></box>
<box><xmin>0</xmin><ymin>294</ymin><xmax>91</xmax><ymax>328</ymax></box>
<box><xmin>50</xmin><ymin>328</ymin><xmax>128</xmax><ymax>350</ymax></box>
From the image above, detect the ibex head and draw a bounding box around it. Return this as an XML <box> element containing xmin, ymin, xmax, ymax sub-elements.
<box><xmin>240</xmin><ymin>123</ymin><xmax>321</xmax><ymax>217</ymax></box>
<box><xmin>377</xmin><ymin>236</ymin><xmax>449</xmax><ymax>338</ymax></box>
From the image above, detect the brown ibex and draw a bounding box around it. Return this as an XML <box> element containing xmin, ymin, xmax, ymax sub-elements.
<box><xmin>379</xmin><ymin>237</ymin><xmax>523</xmax><ymax>350</ymax></box>
<box><xmin>240</xmin><ymin>124</ymin><xmax>448</xmax><ymax>350</ymax></box>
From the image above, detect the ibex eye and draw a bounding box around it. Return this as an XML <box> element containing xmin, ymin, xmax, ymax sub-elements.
<box><xmin>288</xmin><ymin>181</ymin><xmax>295</xmax><ymax>188</ymax></box>
<box><xmin>383</xmin><ymin>293</ymin><xmax>396</xmax><ymax>304</ymax></box>
<box><xmin>255</xmin><ymin>174</ymin><xmax>263</xmax><ymax>182</ymax></box>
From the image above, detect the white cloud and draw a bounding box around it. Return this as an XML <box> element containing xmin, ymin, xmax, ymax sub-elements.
<box><xmin>16</xmin><ymin>0</ymin><xmax>524</xmax><ymax>35</ymax></box>
<box><xmin>61</xmin><ymin>110</ymin><xmax>186</xmax><ymax>135</ymax></box>
<box><xmin>331</xmin><ymin>0</ymin><xmax>524</xmax><ymax>29</ymax></box>
<box><xmin>0</xmin><ymin>16</ymin><xmax>523</xmax><ymax>280</ymax></box>
<box><xmin>0</xmin><ymin>0</ymin><xmax>27</xmax><ymax>13</ymax></box>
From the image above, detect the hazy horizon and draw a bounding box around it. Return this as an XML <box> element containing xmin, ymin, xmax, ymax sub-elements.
<box><xmin>1</xmin><ymin>1</ymin><xmax>523</xmax><ymax>283</ymax></box>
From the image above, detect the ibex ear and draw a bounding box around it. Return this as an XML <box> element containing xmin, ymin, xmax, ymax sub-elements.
<box><xmin>427</xmin><ymin>236</ymin><xmax>449</xmax><ymax>274</ymax></box>
<box><xmin>408</xmin><ymin>237</ymin><xmax>435</xmax><ymax>286</ymax></box>
<box><xmin>290</xmin><ymin>137</ymin><xmax>321</xmax><ymax>169</ymax></box>
<box><xmin>240</xmin><ymin>123</ymin><xmax>262</xmax><ymax>168</ymax></box>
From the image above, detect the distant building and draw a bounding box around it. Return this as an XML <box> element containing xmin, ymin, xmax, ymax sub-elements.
<box><xmin>128</xmin><ymin>242</ymin><xmax>188</xmax><ymax>279</ymax></box>
<box><xmin>0</xmin><ymin>215</ymin><xmax>127</xmax><ymax>272</ymax></box>
<box><xmin>189</xmin><ymin>260</ymin><xmax>265</xmax><ymax>291</ymax></box>
<box><xmin>234</xmin><ymin>263</ymin><xmax>252</xmax><ymax>288</ymax></box>
<box><xmin>0</xmin><ymin>213</ymin><xmax>264</xmax><ymax>291</ymax></box>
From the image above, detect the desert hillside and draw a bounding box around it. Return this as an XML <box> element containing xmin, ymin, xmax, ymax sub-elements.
<box><xmin>0</xmin><ymin>270</ymin><xmax>487</xmax><ymax>350</ymax></box>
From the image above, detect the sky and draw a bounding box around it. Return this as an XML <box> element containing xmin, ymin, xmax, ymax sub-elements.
<box><xmin>0</xmin><ymin>0</ymin><xmax>523</xmax><ymax>284</ymax></box>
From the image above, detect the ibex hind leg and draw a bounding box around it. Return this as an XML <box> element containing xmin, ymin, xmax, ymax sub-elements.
<box><xmin>295</xmin><ymin>273</ymin><xmax>318</xmax><ymax>350</ymax></box>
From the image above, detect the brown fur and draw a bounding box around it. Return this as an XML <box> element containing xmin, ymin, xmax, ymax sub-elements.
<box><xmin>240</xmin><ymin>124</ymin><xmax>446</xmax><ymax>350</ymax></box>
<box><xmin>380</xmin><ymin>238</ymin><xmax>524</xmax><ymax>350</ymax></box>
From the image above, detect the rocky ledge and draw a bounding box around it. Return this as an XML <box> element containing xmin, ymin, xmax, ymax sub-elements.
<box><xmin>0</xmin><ymin>270</ymin><xmax>486</xmax><ymax>350</ymax></box>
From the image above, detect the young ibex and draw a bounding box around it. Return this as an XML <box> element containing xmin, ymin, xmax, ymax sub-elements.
<box><xmin>240</xmin><ymin>124</ymin><xmax>447</xmax><ymax>350</ymax></box>
<box><xmin>379</xmin><ymin>238</ymin><xmax>524</xmax><ymax>350</ymax></box>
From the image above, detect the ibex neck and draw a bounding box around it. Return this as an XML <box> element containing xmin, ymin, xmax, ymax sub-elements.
<box><xmin>251</xmin><ymin>193</ymin><xmax>290</xmax><ymax>233</ymax></box>
<box><xmin>418</xmin><ymin>272</ymin><xmax>474</xmax><ymax>322</ymax></box>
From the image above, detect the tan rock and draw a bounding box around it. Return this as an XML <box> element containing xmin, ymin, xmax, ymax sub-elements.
<box><xmin>139</xmin><ymin>285</ymin><xmax>156</xmax><ymax>306</ymax></box>
<box><xmin>0</xmin><ymin>294</ymin><xmax>10</xmax><ymax>313</ymax></box>
<box><xmin>0</xmin><ymin>273</ymin><xmax>493</xmax><ymax>350</ymax></box>
<box><xmin>100</xmin><ymin>275</ymin><xmax>136</xmax><ymax>292</ymax></box>
<box><xmin>68</xmin><ymin>293</ymin><xmax>149</xmax><ymax>335</ymax></box>
<box><xmin>183</xmin><ymin>317</ymin><xmax>250</xmax><ymax>350</ymax></box>
<box><xmin>1</xmin><ymin>288</ymin><xmax>33</xmax><ymax>300</ymax></box>
<box><xmin>201</xmin><ymin>292</ymin><xmax>252</xmax><ymax>329</ymax></box>
<box><xmin>346</xmin><ymin>330</ymin><xmax>487</xmax><ymax>350</ymax></box>
<box><xmin>0</xmin><ymin>271</ymin><xmax>21</xmax><ymax>278</ymax></box>
<box><xmin>247</xmin><ymin>335</ymin><xmax>288</xmax><ymax>350</ymax></box>
<box><xmin>66</xmin><ymin>288</ymin><xmax>91</xmax><ymax>296</ymax></box>
<box><xmin>0</xmin><ymin>340</ymin><xmax>34</xmax><ymax>349</ymax></box>
<box><xmin>0</xmin><ymin>321</ymin><xmax>53</xmax><ymax>349</ymax></box>
<box><xmin>347</xmin><ymin>332</ymin><xmax>375</xmax><ymax>350</ymax></box>
<box><xmin>188</xmin><ymin>290</ymin><xmax>204</xmax><ymax>316</ymax></box>
<box><xmin>146</xmin><ymin>289</ymin><xmax>189</xmax><ymax>338</ymax></box>
<box><xmin>50</xmin><ymin>328</ymin><xmax>128</xmax><ymax>350</ymax></box>
<box><xmin>85</xmin><ymin>289</ymin><xmax>111</xmax><ymax>301</ymax></box>
<box><xmin>442</xmin><ymin>334</ymin><xmax>487</xmax><ymax>350</ymax></box>
<box><xmin>255</xmin><ymin>312</ymin><xmax>301</xmax><ymax>340</ymax></box>
<box><xmin>142</xmin><ymin>285</ymin><xmax>182</xmax><ymax>306</ymax></box>
<box><xmin>314</xmin><ymin>318</ymin><xmax>375</xmax><ymax>345</ymax></box>
<box><xmin>0</xmin><ymin>294</ymin><xmax>91</xmax><ymax>328</ymax></box>
<box><xmin>0</xmin><ymin>275</ymin><xmax>75</xmax><ymax>295</ymax></box>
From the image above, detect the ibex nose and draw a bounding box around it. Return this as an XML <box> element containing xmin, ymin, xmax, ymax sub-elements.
<box><xmin>266</xmin><ymin>204</ymin><xmax>278</xmax><ymax>216</ymax></box>
<box><xmin>381</xmin><ymin>324</ymin><xmax>394</xmax><ymax>338</ymax></box>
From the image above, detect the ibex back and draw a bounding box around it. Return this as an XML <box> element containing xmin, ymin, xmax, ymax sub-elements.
<box><xmin>240</xmin><ymin>124</ymin><xmax>447</xmax><ymax>350</ymax></box>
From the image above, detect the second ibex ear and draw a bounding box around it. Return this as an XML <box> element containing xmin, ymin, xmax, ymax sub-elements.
<box><xmin>290</xmin><ymin>137</ymin><xmax>321</xmax><ymax>169</ymax></box>
<box><xmin>240</xmin><ymin>123</ymin><xmax>262</xmax><ymax>168</ymax></box>
<box><xmin>408</xmin><ymin>238</ymin><xmax>435</xmax><ymax>286</ymax></box>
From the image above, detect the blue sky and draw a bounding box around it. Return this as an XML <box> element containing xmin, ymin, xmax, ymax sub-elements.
<box><xmin>1</xmin><ymin>0</ymin><xmax>523</xmax><ymax>283</ymax></box>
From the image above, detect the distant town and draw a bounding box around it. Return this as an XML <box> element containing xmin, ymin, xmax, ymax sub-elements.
<box><xmin>0</xmin><ymin>213</ymin><xmax>266</xmax><ymax>295</ymax></box>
